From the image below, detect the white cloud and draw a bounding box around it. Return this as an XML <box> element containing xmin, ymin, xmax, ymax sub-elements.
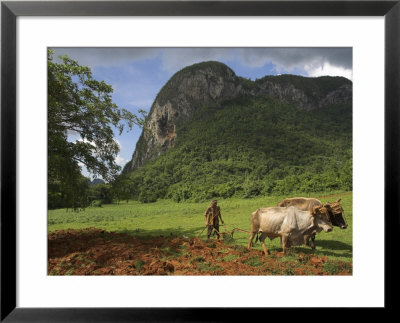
<box><xmin>77</xmin><ymin>137</ymin><xmax>96</xmax><ymax>146</ymax></box>
<box><xmin>237</xmin><ymin>47</ymin><xmax>352</xmax><ymax>70</ymax></box>
<box><xmin>114</xmin><ymin>139</ymin><xmax>121</xmax><ymax>149</ymax></box>
<box><xmin>158</xmin><ymin>47</ymin><xmax>352</xmax><ymax>79</ymax></box>
<box><xmin>305</xmin><ymin>62</ymin><xmax>353</xmax><ymax>80</ymax></box>
<box><xmin>114</xmin><ymin>140</ymin><xmax>129</xmax><ymax>166</ymax></box>
<box><xmin>51</xmin><ymin>47</ymin><xmax>352</xmax><ymax>80</ymax></box>
<box><xmin>115</xmin><ymin>155</ymin><xmax>127</xmax><ymax>167</ymax></box>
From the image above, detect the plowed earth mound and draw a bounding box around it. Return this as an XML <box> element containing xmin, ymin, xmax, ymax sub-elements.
<box><xmin>48</xmin><ymin>228</ymin><xmax>352</xmax><ymax>276</ymax></box>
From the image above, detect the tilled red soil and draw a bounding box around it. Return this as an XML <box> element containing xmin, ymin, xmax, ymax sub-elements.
<box><xmin>48</xmin><ymin>228</ymin><xmax>352</xmax><ymax>276</ymax></box>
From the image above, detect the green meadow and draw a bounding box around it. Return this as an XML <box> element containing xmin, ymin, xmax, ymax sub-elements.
<box><xmin>48</xmin><ymin>191</ymin><xmax>352</xmax><ymax>262</ymax></box>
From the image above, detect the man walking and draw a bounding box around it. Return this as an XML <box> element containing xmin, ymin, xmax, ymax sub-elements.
<box><xmin>204</xmin><ymin>200</ymin><xmax>224</xmax><ymax>239</ymax></box>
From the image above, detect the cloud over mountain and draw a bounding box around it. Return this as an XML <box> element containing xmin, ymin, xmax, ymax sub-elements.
<box><xmin>52</xmin><ymin>47</ymin><xmax>352</xmax><ymax>79</ymax></box>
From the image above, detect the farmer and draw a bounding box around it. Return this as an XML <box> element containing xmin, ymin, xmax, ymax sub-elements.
<box><xmin>204</xmin><ymin>200</ymin><xmax>224</xmax><ymax>240</ymax></box>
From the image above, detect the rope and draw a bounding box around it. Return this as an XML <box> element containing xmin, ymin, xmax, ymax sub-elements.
<box><xmin>231</xmin><ymin>227</ymin><xmax>251</xmax><ymax>234</ymax></box>
<box><xmin>211</xmin><ymin>225</ymin><xmax>251</xmax><ymax>238</ymax></box>
<box><xmin>196</xmin><ymin>224</ymin><xmax>209</xmax><ymax>238</ymax></box>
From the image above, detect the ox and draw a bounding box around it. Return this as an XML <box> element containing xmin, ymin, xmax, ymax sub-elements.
<box><xmin>278</xmin><ymin>197</ymin><xmax>347</xmax><ymax>249</ymax></box>
<box><xmin>248</xmin><ymin>205</ymin><xmax>333</xmax><ymax>255</ymax></box>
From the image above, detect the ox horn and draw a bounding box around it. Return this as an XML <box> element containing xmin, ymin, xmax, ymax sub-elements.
<box><xmin>312</xmin><ymin>205</ymin><xmax>320</xmax><ymax>214</ymax></box>
<box><xmin>336</xmin><ymin>198</ymin><xmax>342</xmax><ymax>203</ymax></box>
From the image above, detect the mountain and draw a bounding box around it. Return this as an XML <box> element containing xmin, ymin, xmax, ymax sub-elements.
<box><xmin>123</xmin><ymin>61</ymin><xmax>351</xmax><ymax>172</ymax></box>
<box><xmin>88</xmin><ymin>178</ymin><xmax>105</xmax><ymax>186</ymax></box>
<box><xmin>118</xmin><ymin>61</ymin><xmax>352</xmax><ymax>203</ymax></box>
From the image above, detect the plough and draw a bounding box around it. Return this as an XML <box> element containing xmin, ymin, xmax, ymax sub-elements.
<box><xmin>197</xmin><ymin>211</ymin><xmax>252</xmax><ymax>241</ymax></box>
<box><xmin>198</xmin><ymin>223</ymin><xmax>251</xmax><ymax>240</ymax></box>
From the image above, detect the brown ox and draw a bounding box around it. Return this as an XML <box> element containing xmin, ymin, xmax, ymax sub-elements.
<box><xmin>278</xmin><ymin>197</ymin><xmax>322</xmax><ymax>210</ymax></box>
<box><xmin>248</xmin><ymin>205</ymin><xmax>333</xmax><ymax>256</ymax></box>
<box><xmin>277</xmin><ymin>197</ymin><xmax>347</xmax><ymax>249</ymax></box>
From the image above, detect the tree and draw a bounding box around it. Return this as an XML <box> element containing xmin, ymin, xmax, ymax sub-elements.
<box><xmin>48</xmin><ymin>50</ymin><xmax>146</xmax><ymax>209</ymax></box>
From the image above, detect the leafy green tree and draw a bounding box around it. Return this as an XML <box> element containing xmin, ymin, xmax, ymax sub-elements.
<box><xmin>48</xmin><ymin>50</ymin><xmax>146</xmax><ymax>209</ymax></box>
<box><xmin>87</xmin><ymin>183</ymin><xmax>114</xmax><ymax>205</ymax></box>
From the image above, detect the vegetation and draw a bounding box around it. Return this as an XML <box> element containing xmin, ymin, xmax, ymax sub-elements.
<box><xmin>47</xmin><ymin>50</ymin><xmax>146</xmax><ymax>210</ymax></box>
<box><xmin>48</xmin><ymin>192</ymin><xmax>353</xmax><ymax>262</ymax></box>
<box><xmin>254</xmin><ymin>74</ymin><xmax>351</xmax><ymax>99</ymax></box>
<box><xmin>116</xmin><ymin>96</ymin><xmax>352</xmax><ymax>203</ymax></box>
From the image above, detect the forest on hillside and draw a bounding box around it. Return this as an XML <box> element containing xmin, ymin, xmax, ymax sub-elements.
<box><xmin>115</xmin><ymin>96</ymin><xmax>352</xmax><ymax>203</ymax></box>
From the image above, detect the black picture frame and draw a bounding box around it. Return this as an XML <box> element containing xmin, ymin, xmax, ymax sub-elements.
<box><xmin>1</xmin><ymin>0</ymin><xmax>398</xmax><ymax>321</ymax></box>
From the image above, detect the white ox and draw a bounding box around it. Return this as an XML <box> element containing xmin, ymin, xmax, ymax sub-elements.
<box><xmin>248</xmin><ymin>205</ymin><xmax>333</xmax><ymax>255</ymax></box>
<box><xmin>277</xmin><ymin>197</ymin><xmax>347</xmax><ymax>250</ymax></box>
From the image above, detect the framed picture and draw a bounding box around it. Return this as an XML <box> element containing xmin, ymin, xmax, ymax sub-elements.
<box><xmin>1</xmin><ymin>0</ymin><xmax>398</xmax><ymax>320</ymax></box>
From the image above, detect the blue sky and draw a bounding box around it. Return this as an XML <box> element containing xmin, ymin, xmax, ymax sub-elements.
<box><xmin>51</xmin><ymin>47</ymin><xmax>352</xmax><ymax>180</ymax></box>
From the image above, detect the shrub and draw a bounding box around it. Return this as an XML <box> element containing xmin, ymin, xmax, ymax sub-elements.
<box><xmin>91</xmin><ymin>200</ymin><xmax>103</xmax><ymax>208</ymax></box>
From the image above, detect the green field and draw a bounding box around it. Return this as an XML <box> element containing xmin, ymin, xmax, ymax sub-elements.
<box><xmin>48</xmin><ymin>191</ymin><xmax>352</xmax><ymax>262</ymax></box>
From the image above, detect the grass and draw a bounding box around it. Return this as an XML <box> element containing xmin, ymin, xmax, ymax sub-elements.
<box><xmin>134</xmin><ymin>260</ymin><xmax>145</xmax><ymax>270</ymax></box>
<box><xmin>48</xmin><ymin>191</ymin><xmax>353</xmax><ymax>262</ymax></box>
<box><xmin>243</xmin><ymin>256</ymin><xmax>263</xmax><ymax>267</ymax></box>
<box><xmin>323</xmin><ymin>261</ymin><xmax>340</xmax><ymax>275</ymax></box>
<box><xmin>190</xmin><ymin>256</ymin><xmax>205</xmax><ymax>264</ymax></box>
<box><xmin>197</xmin><ymin>262</ymin><xmax>224</xmax><ymax>273</ymax></box>
<box><xmin>161</xmin><ymin>246</ymin><xmax>180</xmax><ymax>257</ymax></box>
<box><xmin>65</xmin><ymin>268</ymin><xmax>74</xmax><ymax>276</ymax></box>
<box><xmin>223</xmin><ymin>254</ymin><xmax>240</xmax><ymax>262</ymax></box>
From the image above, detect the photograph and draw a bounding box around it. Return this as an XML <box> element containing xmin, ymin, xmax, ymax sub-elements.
<box><xmin>0</xmin><ymin>0</ymin><xmax>400</xmax><ymax>322</ymax></box>
<box><xmin>47</xmin><ymin>47</ymin><xmax>353</xmax><ymax>276</ymax></box>
<box><xmin>1</xmin><ymin>0</ymin><xmax>396</xmax><ymax>318</ymax></box>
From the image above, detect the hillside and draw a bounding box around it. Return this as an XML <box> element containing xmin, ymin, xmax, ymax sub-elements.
<box><xmin>117</xmin><ymin>61</ymin><xmax>352</xmax><ymax>203</ymax></box>
<box><xmin>123</xmin><ymin>61</ymin><xmax>351</xmax><ymax>172</ymax></box>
